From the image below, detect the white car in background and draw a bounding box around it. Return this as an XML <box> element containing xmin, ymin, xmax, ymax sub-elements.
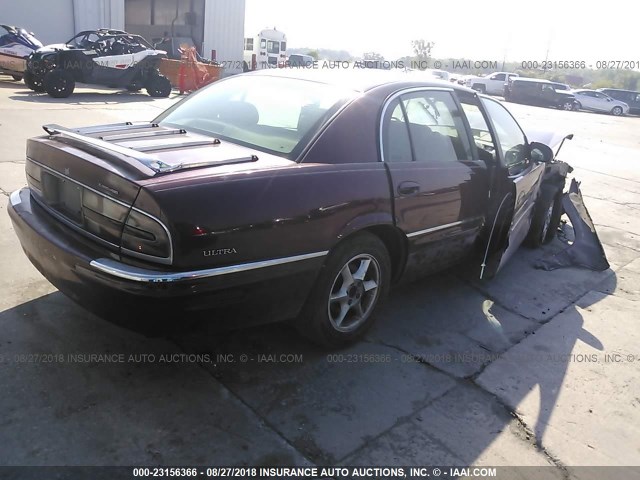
<box><xmin>572</xmin><ymin>89</ymin><xmax>629</xmax><ymax>116</ymax></box>
<box><xmin>465</xmin><ymin>72</ymin><xmax>519</xmax><ymax>95</ymax></box>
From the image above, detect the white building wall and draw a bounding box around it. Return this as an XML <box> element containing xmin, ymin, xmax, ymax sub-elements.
<box><xmin>202</xmin><ymin>0</ymin><xmax>245</xmax><ymax>74</ymax></box>
<box><xmin>0</xmin><ymin>0</ymin><xmax>76</xmax><ymax>44</ymax></box>
<box><xmin>73</xmin><ymin>0</ymin><xmax>125</xmax><ymax>32</ymax></box>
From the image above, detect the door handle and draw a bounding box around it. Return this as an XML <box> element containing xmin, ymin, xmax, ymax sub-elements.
<box><xmin>397</xmin><ymin>182</ymin><xmax>420</xmax><ymax>196</ymax></box>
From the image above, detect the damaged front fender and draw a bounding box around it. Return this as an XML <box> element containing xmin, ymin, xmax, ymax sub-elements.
<box><xmin>535</xmin><ymin>178</ymin><xmax>610</xmax><ymax>272</ymax></box>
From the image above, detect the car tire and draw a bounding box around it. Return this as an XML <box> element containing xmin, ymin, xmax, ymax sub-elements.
<box><xmin>611</xmin><ymin>106</ymin><xmax>623</xmax><ymax>116</ymax></box>
<box><xmin>146</xmin><ymin>75</ymin><xmax>172</xmax><ymax>97</ymax></box>
<box><xmin>561</xmin><ymin>101</ymin><xmax>574</xmax><ymax>111</ymax></box>
<box><xmin>12</xmin><ymin>74</ymin><xmax>22</xmax><ymax>81</ymax></box>
<box><xmin>296</xmin><ymin>232</ymin><xmax>391</xmax><ymax>348</ymax></box>
<box><xmin>573</xmin><ymin>101</ymin><xmax>581</xmax><ymax>111</ymax></box>
<box><xmin>473</xmin><ymin>84</ymin><xmax>486</xmax><ymax>94</ymax></box>
<box><xmin>525</xmin><ymin>187</ymin><xmax>563</xmax><ymax>248</ymax></box>
<box><xmin>43</xmin><ymin>70</ymin><xmax>75</xmax><ymax>98</ymax></box>
<box><xmin>23</xmin><ymin>70</ymin><xmax>45</xmax><ymax>92</ymax></box>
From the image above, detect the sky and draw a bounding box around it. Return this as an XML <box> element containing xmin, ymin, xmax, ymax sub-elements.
<box><xmin>245</xmin><ymin>0</ymin><xmax>639</xmax><ymax>65</ymax></box>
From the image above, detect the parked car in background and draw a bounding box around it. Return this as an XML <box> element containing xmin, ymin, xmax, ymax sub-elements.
<box><xmin>598</xmin><ymin>88</ymin><xmax>640</xmax><ymax>115</ymax></box>
<box><xmin>572</xmin><ymin>89</ymin><xmax>629</xmax><ymax>116</ymax></box>
<box><xmin>0</xmin><ymin>24</ymin><xmax>42</xmax><ymax>81</ymax></box>
<box><xmin>287</xmin><ymin>53</ymin><xmax>315</xmax><ymax>67</ymax></box>
<box><xmin>505</xmin><ymin>78</ymin><xmax>578</xmax><ymax>111</ymax></box>
<box><xmin>466</xmin><ymin>71</ymin><xmax>519</xmax><ymax>95</ymax></box>
<box><xmin>550</xmin><ymin>82</ymin><xmax>571</xmax><ymax>91</ymax></box>
<box><xmin>24</xmin><ymin>29</ymin><xmax>171</xmax><ymax>98</ymax></box>
<box><xmin>8</xmin><ymin>69</ymin><xmax>572</xmax><ymax>347</ymax></box>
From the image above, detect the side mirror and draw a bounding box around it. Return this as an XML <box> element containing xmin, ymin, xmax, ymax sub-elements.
<box><xmin>530</xmin><ymin>142</ymin><xmax>554</xmax><ymax>163</ymax></box>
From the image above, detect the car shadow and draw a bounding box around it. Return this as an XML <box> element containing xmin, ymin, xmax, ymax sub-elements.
<box><xmin>0</xmin><ymin>239</ymin><xmax>617</xmax><ymax>467</ymax></box>
<box><xmin>8</xmin><ymin>90</ymin><xmax>178</xmax><ymax>105</ymax></box>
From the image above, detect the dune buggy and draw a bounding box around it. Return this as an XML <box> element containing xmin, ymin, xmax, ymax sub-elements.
<box><xmin>24</xmin><ymin>29</ymin><xmax>171</xmax><ymax>98</ymax></box>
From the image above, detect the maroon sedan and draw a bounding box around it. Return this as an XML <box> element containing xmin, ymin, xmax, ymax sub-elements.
<box><xmin>8</xmin><ymin>69</ymin><xmax>571</xmax><ymax>347</ymax></box>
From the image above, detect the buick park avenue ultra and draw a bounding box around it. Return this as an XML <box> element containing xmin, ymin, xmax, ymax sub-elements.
<box><xmin>8</xmin><ymin>70</ymin><xmax>572</xmax><ymax>347</ymax></box>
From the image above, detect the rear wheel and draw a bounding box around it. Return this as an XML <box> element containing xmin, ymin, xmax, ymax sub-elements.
<box><xmin>525</xmin><ymin>188</ymin><xmax>563</xmax><ymax>248</ymax></box>
<box><xmin>23</xmin><ymin>70</ymin><xmax>45</xmax><ymax>92</ymax></box>
<box><xmin>611</xmin><ymin>106</ymin><xmax>623</xmax><ymax>116</ymax></box>
<box><xmin>11</xmin><ymin>74</ymin><xmax>22</xmax><ymax>81</ymax></box>
<box><xmin>296</xmin><ymin>232</ymin><xmax>390</xmax><ymax>348</ymax></box>
<box><xmin>43</xmin><ymin>70</ymin><xmax>75</xmax><ymax>98</ymax></box>
<box><xmin>146</xmin><ymin>74</ymin><xmax>171</xmax><ymax>97</ymax></box>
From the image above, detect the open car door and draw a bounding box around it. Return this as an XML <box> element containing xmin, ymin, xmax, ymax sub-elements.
<box><xmin>470</xmin><ymin>97</ymin><xmax>546</xmax><ymax>279</ymax></box>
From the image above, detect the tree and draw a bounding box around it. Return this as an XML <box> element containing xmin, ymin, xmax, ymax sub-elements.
<box><xmin>411</xmin><ymin>39</ymin><xmax>435</xmax><ymax>68</ymax></box>
<box><xmin>307</xmin><ymin>50</ymin><xmax>319</xmax><ymax>61</ymax></box>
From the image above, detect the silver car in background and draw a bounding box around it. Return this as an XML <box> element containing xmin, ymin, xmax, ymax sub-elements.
<box><xmin>572</xmin><ymin>89</ymin><xmax>629</xmax><ymax>116</ymax></box>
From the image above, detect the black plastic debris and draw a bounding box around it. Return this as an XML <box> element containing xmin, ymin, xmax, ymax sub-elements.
<box><xmin>535</xmin><ymin>178</ymin><xmax>610</xmax><ymax>272</ymax></box>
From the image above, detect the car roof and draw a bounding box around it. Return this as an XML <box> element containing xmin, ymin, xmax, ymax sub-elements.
<box><xmin>247</xmin><ymin>67</ymin><xmax>474</xmax><ymax>93</ymax></box>
<box><xmin>512</xmin><ymin>77</ymin><xmax>552</xmax><ymax>84</ymax></box>
<box><xmin>598</xmin><ymin>88</ymin><xmax>637</xmax><ymax>93</ymax></box>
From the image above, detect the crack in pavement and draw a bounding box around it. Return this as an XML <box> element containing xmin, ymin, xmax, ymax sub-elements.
<box><xmin>169</xmin><ymin>338</ymin><xmax>318</xmax><ymax>467</ymax></box>
<box><xmin>583</xmin><ymin>194</ymin><xmax>640</xmax><ymax>209</ymax></box>
<box><xmin>472</xmin><ymin>384</ymin><xmax>571</xmax><ymax>478</ymax></box>
<box><xmin>571</xmin><ymin>166</ymin><xmax>640</xmax><ymax>185</ymax></box>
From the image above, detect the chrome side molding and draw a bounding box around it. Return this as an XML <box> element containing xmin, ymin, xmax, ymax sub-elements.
<box><xmin>90</xmin><ymin>251</ymin><xmax>329</xmax><ymax>283</ymax></box>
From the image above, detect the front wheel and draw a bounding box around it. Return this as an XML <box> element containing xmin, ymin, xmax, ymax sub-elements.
<box><xmin>296</xmin><ymin>232</ymin><xmax>391</xmax><ymax>348</ymax></box>
<box><xmin>23</xmin><ymin>70</ymin><xmax>45</xmax><ymax>92</ymax></box>
<box><xmin>525</xmin><ymin>188</ymin><xmax>563</xmax><ymax>248</ymax></box>
<box><xmin>11</xmin><ymin>74</ymin><xmax>22</xmax><ymax>81</ymax></box>
<box><xmin>473</xmin><ymin>84</ymin><xmax>486</xmax><ymax>94</ymax></box>
<box><xmin>561</xmin><ymin>101</ymin><xmax>574</xmax><ymax>111</ymax></box>
<box><xmin>43</xmin><ymin>70</ymin><xmax>75</xmax><ymax>98</ymax></box>
<box><xmin>611</xmin><ymin>106</ymin><xmax>623</xmax><ymax>116</ymax></box>
<box><xmin>146</xmin><ymin>74</ymin><xmax>171</xmax><ymax>97</ymax></box>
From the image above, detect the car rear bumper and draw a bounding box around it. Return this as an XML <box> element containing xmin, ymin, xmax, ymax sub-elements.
<box><xmin>8</xmin><ymin>188</ymin><xmax>324</xmax><ymax>320</ymax></box>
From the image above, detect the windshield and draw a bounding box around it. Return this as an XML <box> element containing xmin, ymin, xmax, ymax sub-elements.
<box><xmin>156</xmin><ymin>75</ymin><xmax>356</xmax><ymax>159</ymax></box>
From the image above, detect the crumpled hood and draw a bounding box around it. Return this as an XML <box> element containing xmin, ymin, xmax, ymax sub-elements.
<box><xmin>526</xmin><ymin>129</ymin><xmax>574</xmax><ymax>158</ymax></box>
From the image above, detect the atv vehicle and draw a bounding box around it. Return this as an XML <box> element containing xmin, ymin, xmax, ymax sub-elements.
<box><xmin>24</xmin><ymin>29</ymin><xmax>171</xmax><ymax>98</ymax></box>
<box><xmin>0</xmin><ymin>24</ymin><xmax>43</xmax><ymax>81</ymax></box>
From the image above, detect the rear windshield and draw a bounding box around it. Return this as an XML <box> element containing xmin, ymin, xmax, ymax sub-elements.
<box><xmin>156</xmin><ymin>75</ymin><xmax>355</xmax><ymax>159</ymax></box>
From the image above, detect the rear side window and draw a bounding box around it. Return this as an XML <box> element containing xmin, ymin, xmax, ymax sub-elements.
<box><xmin>382</xmin><ymin>100</ymin><xmax>413</xmax><ymax>163</ymax></box>
<box><xmin>382</xmin><ymin>91</ymin><xmax>472</xmax><ymax>163</ymax></box>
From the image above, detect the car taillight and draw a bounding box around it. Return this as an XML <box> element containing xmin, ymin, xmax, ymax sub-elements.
<box><xmin>25</xmin><ymin>161</ymin><xmax>43</xmax><ymax>195</ymax></box>
<box><xmin>121</xmin><ymin>210</ymin><xmax>171</xmax><ymax>261</ymax></box>
<box><xmin>82</xmin><ymin>190</ymin><xmax>129</xmax><ymax>244</ymax></box>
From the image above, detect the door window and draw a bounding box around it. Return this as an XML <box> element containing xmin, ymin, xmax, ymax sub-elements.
<box><xmin>460</xmin><ymin>102</ymin><xmax>496</xmax><ymax>163</ymax></box>
<box><xmin>491</xmin><ymin>73</ymin><xmax>506</xmax><ymax>81</ymax></box>
<box><xmin>400</xmin><ymin>91</ymin><xmax>471</xmax><ymax>162</ymax></box>
<box><xmin>480</xmin><ymin>98</ymin><xmax>529</xmax><ymax>176</ymax></box>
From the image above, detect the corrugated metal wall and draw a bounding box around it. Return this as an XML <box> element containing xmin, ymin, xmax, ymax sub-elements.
<box><xmin>203</xmin><ymin>0</ymin><xmax>245</xmax><ymax>74</ymax></box>
<box><xmin>74</xmin><ymin>0</ymin><xmax>125</xmax><ymax>32</ymax></box>
<box><xmin>0</xmin><ymin>0</ymin><xmax>124</xmax><ymax>44</ymax></box>
<box><xmin>0</xmin><ymin>0</ymin><xmax>76</xmax><ymax>44</ymax></box>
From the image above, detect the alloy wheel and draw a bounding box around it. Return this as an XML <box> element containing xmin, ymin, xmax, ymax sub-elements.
<box><xmin>327</xmin><ymin>254</ymin><xmax>381</xmax><ymax>332</ymax></box>
<box><xmin>541</xmin><ymin>203</ymin><xmax>554</xmax><ymax>242</ymax></box>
